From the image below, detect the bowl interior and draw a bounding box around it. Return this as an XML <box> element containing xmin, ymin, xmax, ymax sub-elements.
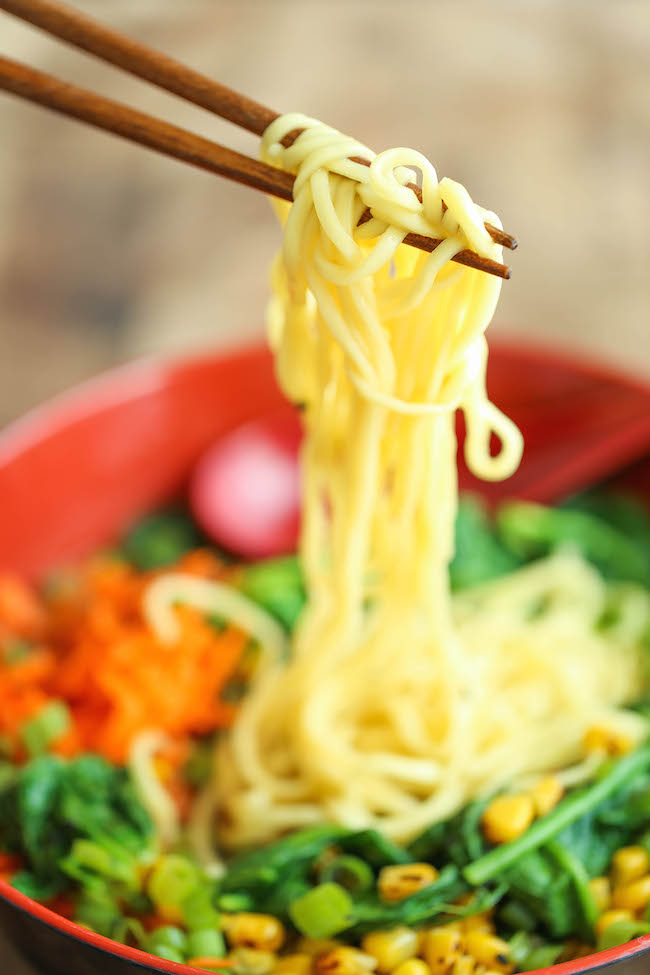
<box><xmin>2</xmin><ymin>340</ymin><xmax>650</xmax><ymax>975</ymax></box>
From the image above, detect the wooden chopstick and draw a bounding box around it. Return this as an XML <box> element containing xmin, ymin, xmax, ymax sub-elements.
<box><xmin>0</xmin><ymin>0</ymin><xmax>517</xmax><ymax>254</ymax></box>
<box><xmin>0</xmin><ymin>4</ymin><xmax>514</xmax><ymax>278</ymax></box>
<box><xmin>0</xmin><ymin>0</ymin><xmax>516</xmax><ymax>256</ymax></box>
<box><xmin>0</xmin><ymin>57</ymin><xmax>512</xmax><ymax>280</ymax></box>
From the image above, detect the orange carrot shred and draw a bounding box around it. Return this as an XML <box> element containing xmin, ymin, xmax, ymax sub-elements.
<box><xmin>186</xmin><ymin>959</ymin><xmax>234</xmax><ymax>971</ymax></box>
<box><xmin>0</xmin><ymin>554</ymin><xmax>247</xmax><ymax>763</ymax></box>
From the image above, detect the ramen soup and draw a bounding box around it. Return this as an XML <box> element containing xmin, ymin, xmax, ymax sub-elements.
<box><xmin>1</xmin><ymin>117</ymin><xmax>650</xmax><ymax>974</ymax></box>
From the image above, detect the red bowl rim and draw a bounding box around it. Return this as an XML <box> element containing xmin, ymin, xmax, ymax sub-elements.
<box><xmin>1</xmin><ymin>337</ymin><xmax>650</xmax><ymax>975</ymax></box>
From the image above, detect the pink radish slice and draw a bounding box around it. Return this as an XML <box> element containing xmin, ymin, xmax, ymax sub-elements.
<box><xmin>190</xmin><ymin>410</ymin><xmax>302</xmax><ymax>558</ymax></box>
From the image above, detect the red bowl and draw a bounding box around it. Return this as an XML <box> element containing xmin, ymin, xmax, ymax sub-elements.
<box><xmin>1</xmin><ymin>341</ymin><xmax>650</xmax><ymax>975</ymax></box>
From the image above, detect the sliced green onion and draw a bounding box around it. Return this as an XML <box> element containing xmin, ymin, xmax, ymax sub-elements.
<box><xmin>63</xmin><ymin>838</ymin><xmax>137</xmax><ymax>886</ymax></box>
<box><xmin>519</xmin><ymin>944</ymin><xmax>565</xmax><ymax>971</ymax></box>
<box><xmin>75</xmin><ymin>889</ymin><xmax>123</xmax><ymax>938</ymax></box>
<box><xmin>147</xmin><ymin>854</ymin><xmax>200</xmax><ymax>910</ymax></box>
<box><xmin>21</xmin><ymin>700</ymin><xmax>70</xmax><ymax>756</ymax></box>
<box><xmin>319</xmin><ymin>855</ymin><xmax>374</xmax><ymax>894</ymax></box>
<box><xmin>153</xmin><ymin>946</ymin><xmax>186</xmax><ymax>964</ymax></box>
<box><xmin>217</xmin><ymin>892</ymin><xmax>254</xmax><ymax>912</ymax></box>
<box><xmin>187</xmin><ymin>929</ymin><xmax>226</xmax><ymax>959</ymax></box>
<box><xmin>289</xmin><ymin>882</ymin><xmax>354</xmax><ymax>938</ymax></box>
<box><xmin>597</xmin><ymin>919</ymin><xmax>650</xmax><ymax>952</ymax></box>
<box><xmin>507</xmin><ymin>930</ymin><xmax>536</xmax><ymax>966</ymax></box>
<box><xmin>113</xmin><ymin>917</ymin><xmax>147</xmax><ymax>948</ymax></box>
<box><xmin>148</xmin><ymin>925</ymin><xmax>188</xmax><ymax>955</ymax></box>
<box><xmin>182</xmin><ymin>886</ymin><xmax>221</xmax><ymax>931</ymax></box>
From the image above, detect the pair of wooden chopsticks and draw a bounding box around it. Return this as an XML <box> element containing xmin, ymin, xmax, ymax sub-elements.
<box><xmin>0</xmin><ymin>0</ymin><xmax>517</xmax><ymax>279</ymax></box>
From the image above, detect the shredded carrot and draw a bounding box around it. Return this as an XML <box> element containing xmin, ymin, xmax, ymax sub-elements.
<box><xmin>186</xmin><ymin>959</ymin><xmax>234</xmax><ymax>971</ymax></box>
<box><xmin>0</xmin><ymin>554</ymin><xmax>245</xmax><ymax>764</ymax></box>
<box><xmin>0</xmin><ymin>574</ymin><xmax>46</xmax><ymax>640</ymax></box>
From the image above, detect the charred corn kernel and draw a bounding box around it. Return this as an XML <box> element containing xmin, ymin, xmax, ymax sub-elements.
<box><xmin>589</xmin><ymin>876</ymin><xmax>611</xmax><ymax>913</ymax></box>
<box><xmin>596</xmin><ymin>910</ymin><xmax>635</xmax><ymax>938</ymax></box>
<box><xmin>421</xmin><ymin>927</ymin><xmax>462</xmax><ymax>975</ymax></box>
<box><xmin>460</xmin><ymin>912</ymin><xmax>494</xmax><ymax>933</ymax></box>
<box><xmin>315</xmin><ymin>948</ymin><xmax>377</xmax><ymax>975</ymax></box>
<box><xmin>222</xmin><ymin>914</ymin><xmax>286</xmax><ymax>952</ymax></box>
<box><xmin>611</xmin><ymin>875</ymin><xmax>650</xmax><ymax>911</ymax></box>
<box><xmin>273</xmin><ymin>954</ymin><xmax>313</xmax><ymax>975</ymax></box>
<box><xmin>362</xmin><ymin>927</ymin><xmax>419</xmax><ymax>972</ymax></box>
<box><xmin>481</xmin><ymin>795</ymin><xmax>535</xmax><ymax>845</ymax></box>
<box><xmin>297</xmin><ymin>941</ymin><xmax>342</xmax><ymax>958</ymax></box>
<box><xmin>393</xmin><ymin>962</ymin><xmax>430</xmax><ymax>975</ymax></box>
<box><xmin>612</xmin><ymin>847</ymin><xmax>650</xmax><ymax>885</ymax></box>
<box><xmin>378</xmin><ymin>864</ymin><xmax>439</xmax><ymax>902</ymax></box>
<box><xmin>461</xmin><ymin>932</ymin><xmax>510</xmax><ymax>970</ymax></box>
<box><xmin>584</xmin><ymin>726</ymin><xmax>633</xmax><ymax>756</ymax></box>
<box><xmin>229</xmin><ymin>949</ymin><xmax>277</xmax><ymax>975</ymax></box>
<box><xmin>529</xmin><ymin>776</ymin><xmax>563</xmax><ymax>817</ymax></box>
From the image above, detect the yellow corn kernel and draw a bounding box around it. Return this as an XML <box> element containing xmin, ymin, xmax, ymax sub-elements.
<box><xmin>529</xmin><ymin>776</ymin><xmax>563</xmax><ymax>817</ymax></box>
<box><xmin>612</xmin><ymin>846</ymin><xmax>650</xmax><ymax>885</ymax></box>
<box><xmin>421</xmin><ymin>926</ymin><xmax>462</xmax><ymax>975</ymax></box>
<box><xmin>588</xmin><ymin>876</ymin><xmax>611</xmax><ymax>913</ymax></box>
<box><xmin>450</xmin><ymin>958</ymin><xmax>475</xmax><ymax>975</ymax></box>
<box><xmin>612</xmin><ymin>875</ymin><xmax>650</xmax><ymax>912</ymax></box>
<box><xmin>393</xmin><ymin>962</ymin><xmax>430</xmax><ymax>975</ymax></box>
<box><xmin>378</xmin><ymin>864</ymin><xmax>439</xmax><ymax>903</ymax></box>
<box><xmin>315</xmin><ymin>949</ymin><xmax>377</xmax><ymax>975</ymax></box>
<box><xmin>223</xmin><ymin>914</ymin><xmax>286</xmax><ymax>952</ymax></box>
<box><xmin>416</xmin><ymin>926</ymin><xmax>460</xmax><ymax>956</ymax></box>
<box><xmin>460</xmin><ymin>912</ymin><xmax>494</xmax><ymax>934</ymax></box>
<box><xmin>462</xmin><ymin>932</ymin><xmax>510</xmax><ymax>970</ymax></box>
<box><xmin>584</xmin><ymin>726</ymin><xmax>633</xmax><ymax>756</ymax></box>
<box><xmin>481</xmin><ymin>795</ymin><xmax>535</xmax><ymax>846</ymax></box>
<box><xmin>273</xmin><ymin>955</ymin><xmax>313</xmax><ymax>975</ymax></box>
<box><xmin>297</xmin><ymin>941</ymin><xmax>342</xmax><ymax>958</ymax></box>
<box><xmin>362</xmin><ymin>927</ymin><xmax>419</xmax><ymax>973</ymax></box>
<box><xmin>229</xmin><ymin>949</ymin><xmax>277</xmax><ymax>975</ymax></box>
<box><xmin>596</xmin><ymin>910</ymin><xmax>635</xmax><ymax>938</ymax></box>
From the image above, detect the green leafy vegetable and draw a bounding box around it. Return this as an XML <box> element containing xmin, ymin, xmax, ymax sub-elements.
<box><xmin>465</xmin><ymin>746</ymin><xmax>650</xmax><ymax>887</ymax></box>
<box><xmin>497</xmin><ymin>501</ymin><xmax>650</xmax><ymax>586</ymax></box>
<box><xmin>122</xmin><ymin>508</ymin><xmax>204</xmax><ymax>570</ymax></box>
<box><xmin>0</xmin><ymin>754</ymin><xmax>152</xmax><ymax>907</ymax></box>
<box><xmin>239</xmin><ymin>556</ymin><xmax>306</xmax><ymax>630</ymax></box>
<box><xmin>318</xmin><ymin>855</ymin><xmax>374</xmax><ymax>894</ymax></box>
<box><xmin>450</xmin><ymin>496</ymin><xmax>522</xmax><ymax>591</ymax></box>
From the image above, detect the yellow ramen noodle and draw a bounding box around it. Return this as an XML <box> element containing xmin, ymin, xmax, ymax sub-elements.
<box><xmin>209</xmin><ymin>115</ymin><xmax>647</xmax><ymax>845</ymax></box>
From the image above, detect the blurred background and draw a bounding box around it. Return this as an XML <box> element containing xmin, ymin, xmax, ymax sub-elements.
<box><xmin>1</xmin><ymin>0</ymin><xmax>649</xmax><ymax>429</ymax></box>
